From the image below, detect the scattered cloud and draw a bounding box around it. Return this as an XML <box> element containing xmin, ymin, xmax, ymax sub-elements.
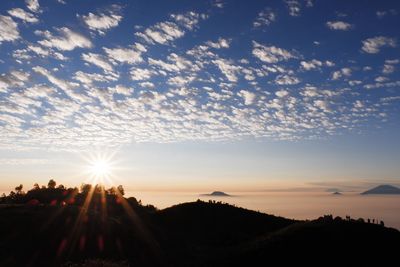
<box><xmin>0</xmin><ymin>16</ymin><xmax>20</xmax><ymax>43</ymax></box>
<box><xmin>326</xmin><ymin>21</ymin><xmax>352</xmax><ymax>31</ymax></box>
<box><xmin>252</xmin><ymin>41</ymin><xmax>298</xmax><ymax>63</ymax></box>
<box><xmin>135</xmin><ymin>12</ymin><xmax>205</xmax><ymax>45</ymax></box>
<box><xmin>8</xmin><ymin>8</ymin><xmax>38</xmax><ymax>23</ymax></box>
<box><xmin>82</xmin><ymin>52</ymin><xmax>114</xmax><ymax>72</ymax></box>
<box><xmin>285</xmin><ymin>0</ymin><xmax>301</xmax><ymax>17</ymax></box>
<box><xmin>25</xmin><ymin>0</ymin><xmax>40</xmax><ymax>13</ymax></box>
<box><xmin>37</xmin><ymin>27</ymin><xmax>92</xmax><ymax>51</ymax></box>
<box><xmin>79</xmin><ymin>5</ymin><xmax>123</xmax><ymax>35</ymax></box>
<box><xmin>361</xmin><ymin>36</ymin><xmax>396</xmax><ymax>54</ymax></box>
<box><xmin>253</xmin><ymin>9</ymin><xmax>276</xmax><ymax>27</ymax></box>
<box><xmin>238</xmin><ymin>90</ymin><xmax>256</xmax><ymax>105</ymax></box>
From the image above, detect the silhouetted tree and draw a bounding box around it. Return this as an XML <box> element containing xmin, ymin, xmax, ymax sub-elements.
<box><xmin>107</xmin><ymin>186</ymin><xmax>117</xmax><ymax>195</ymax></box>
<box><xmin>117</xmin><ymin>185</ymin><xmax>125</xmax><ymax>196</ymax></box>
<box><xmin>48</xmin><ymin>179</ymin><xmax>56</xmax><ymax>189</ymax></box>
<box><xmin>15</xmin><ymin>184</ymin><xmax>23</xmax><ymax>195</ymax></box>
<box><xmin>81</xmin><ymin>183</ymin><xmax>92</xmax><ymax>194</ymax></box>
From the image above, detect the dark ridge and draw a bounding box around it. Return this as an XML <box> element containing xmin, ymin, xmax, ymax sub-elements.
<box><xmin>0</xmin><ymin>180</ymin><xmax>399</xmax><ymax>266</ymax></box>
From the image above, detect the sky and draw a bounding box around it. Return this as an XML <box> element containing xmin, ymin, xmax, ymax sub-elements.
<box><xmin>0</xmin><ymin>0</ymin><xmax>400</xmax><ymax>193</ymax></box>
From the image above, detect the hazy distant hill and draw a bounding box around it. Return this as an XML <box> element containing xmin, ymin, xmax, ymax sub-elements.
<box><xmin>0</xmin><ymin>192</ymin><xmax>399</xmax><ymax>266</ymax></box>
<box><xmin>200</xmin><ymin>191</ymin><xmax>231</xmax><ymax>196</ymax></box>
<box><xmin>361</xmin><ymin>184</ymin><xmax>400</xmax><ymax>195</ymax></box>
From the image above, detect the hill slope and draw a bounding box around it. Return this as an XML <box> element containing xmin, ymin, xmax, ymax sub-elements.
<box><xmin>0</xmin><ymin>200</ymin><xmax>399</xmax><ymax>267</ymax></box>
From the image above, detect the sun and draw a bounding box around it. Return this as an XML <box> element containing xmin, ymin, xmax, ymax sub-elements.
<box><xmin>89</xmin><ymin>159</ymin><xmax>112</xmax><ymax>178</ymax></box>
<box><xmin>82</xmin><ymin>151</ymin><xmax>118</xmax><ymax>185</ymax></box>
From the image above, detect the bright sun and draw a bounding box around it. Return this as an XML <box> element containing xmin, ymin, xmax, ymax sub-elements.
<box><xmin>83</xmin><ymin>151</ymin><xmax>118</xmax><ymax>185</ymax></box>
<box><xmin>89</xmin><ymin>160</ymin><xmax>112</xmax><ymax>178</ymax></box>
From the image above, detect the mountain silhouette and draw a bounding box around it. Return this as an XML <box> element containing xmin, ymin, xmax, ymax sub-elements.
<box><xmin>201</xmin><ymin>191</ymin><xmax>231</xmax><ymax>196</ymax></box>
<box><xmin>0</xmin><ymin>181</ymin><xmax>399</xmax><ymax>266</ymax></box>
<box><xmin>361</xmin><ymin>184</ymin><xmax>400</xmax><ymax>195</ymax></box>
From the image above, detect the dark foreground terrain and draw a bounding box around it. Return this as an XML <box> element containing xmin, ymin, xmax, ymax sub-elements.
<box><xmin>1</xmin><ymin>183</ymin><xmax>399</xmax><ymax>266</ymax></box>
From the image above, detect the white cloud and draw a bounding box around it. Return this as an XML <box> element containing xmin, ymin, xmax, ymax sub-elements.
<box><xmin>238</xmin><ymin>90</ymin><xmax>256</xmax><ymax>105</ymax></box>
<box><xmin>0</xmin><ymin>16</ymin><xmax>20</xmax><ymax>43</ymax></box>
<box><xmin>326</xmin><ymin>21</ymin><xmax>352</xmax><ymax>31</ymax></box>
<box><xmin>300</xmin><ymin>59</ymin><xmax>334</xmax><ymax>70</ymax></box>
<box><xmin>26</xmin><ymin>0</ymin><xmax>40</xmax><ymax>13</ymax></box>
<box><xmin>82</xmin><ymin>53</ymin><xmax>113</xmax><ymax>72</ymax></box>
<box><xmin>253</xmin><ymin>9</ymin><xmax>276</xmax><ymax>27</ymax></box>
<box><xmin>0</xmin><ymin>70</ymin><xmax>29</xmax><ymax>92</ymax></box>
<box><xmin>275</xmin><ymin>89</ymin><xmax>289</xmax><ymax>98</ymax></box>
<box><xmin>103</xmin><ymin>44</ymin><xmax>145</xmax><ymax>64</ymax></box>
<box><xmin>382</xmin><ymin>64</ymin><xmax>395</xmax><ymax>74</ymax></box>
<box><xmin>170</xmin><ymin>11</ymin><xmax>203</xmax><ymax>30</ymax></box>
<box><xmin>136</xmin><ymin>21</ymin><xmax>185</xmax><ymax>45</ymax></box>
<box><xmin>314</xmin><ymin>100</ymin><xmax>331</xmax><ymax>113</ymax></box>
<box><xmin>109</xmin><ymin>85</ymin><xmax>133</xmax><ymax>96</ymax></box>
<box><xmin>285</xmin><ymin>0</ymin><xmax>301</xmax><ymax>17</ymax></box>
<box><xmin>252</xmin><ymin>41</ymin><xmax>298</xmax><ymax>63</ymax></box>
<box><xmin>130</xmin><ymin>68</ymin><xmax>153</xmax><ymax>81</ymax></box>
<box><xmin>213</xmin><ymin>59</ymin><xmax>241</xmax><ymax>82</ymax></box>
<box><xmin>206</xmin><ymin>38</ymin><xmax>230</xmax><ymax>49</ymax></box>
<box><xmin>80</xmin><ymin>6</ymin><xmax>122</xmax><ymax>35</ymax></box>
<box><xmin>74</xmin><ymin>71</ymin><xmax>115</xmax><ymax>85</ymax></box>
<box><xmin>332</xmin><ymin>67</ymin><xmax>352</xmax><ymax>80</ymax></box>
<box><xmin>275</xmin><ymin>75</ymin><xmax>300</xmax><ymax>85</ymax></box>
<box><xmin>135</xmin><ymin>12</ymin><xmax>204</xmax><ymax>45</ymax></box>
<box><xmin>38</xmin><ymin>27</ymin><xmax>92</xmax><ymax>51</ymax></box>
<box><xmin>8</xmin><ymin>8</ymin><xmax>38</xmax><ymax>23</ymax></box>
<box><xmin>361</xmin><ymin>36</ymin><xmax>396</xmax><ymax>54</ymax></box>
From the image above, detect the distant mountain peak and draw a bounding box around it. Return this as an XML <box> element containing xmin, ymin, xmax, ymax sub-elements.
<box><xmin>361</xmin><ymin>184</ymin><xmax>400</xmax><ymax>195</ymax></box>
<box><xmin>201</xmin><ymin>191</ymin><xmax>231</xmax><ymax>197</ymax></box>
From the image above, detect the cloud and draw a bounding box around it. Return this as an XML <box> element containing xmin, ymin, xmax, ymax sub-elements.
<box><xmin>103</xmin><ymin>44</ymin><xmax>145</xmax><ymax>64</ymax></box>
<box><xmin>300</xmin><ymin>59</ymin><xmax>334</xmax><ymax>70</ymax></box>
<box><xmin>37</xmin><ymin>27</ymin><xmax>92</xmax><ymax>51</ymax></box>
<box><xmin>285</xmin><ymin>0</ymin><xmax>301</xmax><ymax>17</ymax></box>
<box><xmin>81</xmin><ymin>52</ymin><xmax>113</xmax><ymax>72</ymax></box>
<box><xmin>213</xmin><ymin>59</ymin><xmax>241</xmax><ymax>82</ymax></box>
<box><xmin>0</xmin><ymin>158</ymin><xmax>49</xmax><ymax>165</ymax></box>
<box><xmin>8</xmin><ymin>8</ymin><xmax>38</xmax><ymax>23</ymax></box>
<box><xmin>313</xmin><ymin>100</ymin><xmax>331</xmax><ymax>113</ymax></box>
<box><xmin>79</xmin><ymin>5</ymin><xmax>123</xmax><ymax>35</ymax></box>
<box><xmin>326</xmin><ymin>21</ymin><xmax>352</xmax><ymax>30</ymax></box>
<box><xmin>238</xmin><ymin>90</ymin><xmax>256</xmax><ymax>105</ymax></box>
<box><xmin>275</xmin><ymin>89</ymin><xmax>289</xmax><ymax>98</ymax></box>
<box><xmin>108</xmin><ymin>85</ymin><xmax>134</xmax><ymax>96</ymax></box>
<box><xmin>382</xmin><ymin>64</ymin><xmax>395</xmax><ymax>74</ymax></box>
<box><xmin>361</xmin><ymin>36</ymin><xmax>396</xmax><ymax>54</ymax></box>
<box><xmin>74</xmin><ymin>71</ymin><xmax>115</xmax><ymax>86</ymax></box>
<box><xmin>253</xmin><ymin>9</ymin><xmax>276</xmax><ymax>27</ymax></box>
<box><xmin>252</xmin><ymin>41</ymin><xmax>298</xmax><ymax>63</ymax></box>
<box><xmin>275</xmin><ymin>74</ymin><xmax>300</xmax><ymax>85</ymax></box>
<box><xmin>206</xmin><ymin>38</ymin><xmax>230</xmax><ymax>49</ymax></box>
<box><xmin>332</xmin><ymin>67</ymin><xmax>352</xmax><ymax>80</ymax></box>
<box><xmin>130</xmin><ymin>68</ymin><xmax>153</xmax><ymax>81</ymax></box>
<box><xmin>0</xmin><ymin>70</ymin><xmax>29</xmax><ymax>93</ymax></box>
<box><xmin>26</xmin><ymin>0</ymin><xmax>40</xmax><ymax>13</ymax></box>
<box><xmin>0</xmin><ymin>16</ymin><xmax>20</xmax><ymax>43</ymax></box>
<box><xmin>135</xmin><ymin>12</ymin><xmax>205</xmax><ymax>45</ymax></box>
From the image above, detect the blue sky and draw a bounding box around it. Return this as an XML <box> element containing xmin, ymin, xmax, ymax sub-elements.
<box><xmin>0</xmin><ymin>0</ymin><xmax>399</xmax><ymax>192</ymax></box>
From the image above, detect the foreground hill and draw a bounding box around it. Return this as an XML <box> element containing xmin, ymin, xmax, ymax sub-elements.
<box><xmin>0</xmin><ymin>199</ymin><xmax>399</xmax><ymax>267</ymax></box>
<box><xmin>1</xmin><ymin>181</ymin><xmax>399</xmax><ymax>266</ymax></box>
